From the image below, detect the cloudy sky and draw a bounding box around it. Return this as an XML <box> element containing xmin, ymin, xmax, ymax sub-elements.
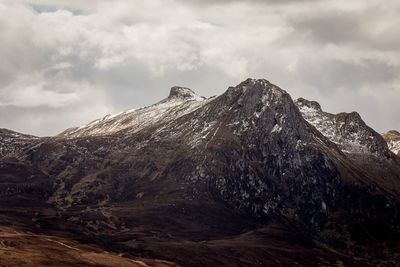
<box><xmin>0</xmin><ymin>0</ymin><xmax>399</xmax><ymax>136</ymax></box>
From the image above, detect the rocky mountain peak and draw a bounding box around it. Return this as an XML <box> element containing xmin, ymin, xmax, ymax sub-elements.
<box><xmin>295</xmin><ymin>97</ymin><xmax>392</xmax><ymax>157</ymax></box>
<box><xmin>336</xmin><ymin>111</ymin><xmax>362</xmax><ymax>121</ymax></box>
<box><xmin>168</xmin><ymin>86</ymin><xmax>204</xmax><ymax>101</ymax></box>
<box><xmin>222</xmin><ymin>78</ymin><xmax>289</xmax><ymax>109</ymax></box>
<box><xmin>387</xmin><ymin>130</ymin><xmax>400</xmax><ymax>136</ymax></box>
<box><xmin>227</xmin><ymin>78</ymin><xmax>273</xmax><ymax>94</ymax></box>
<box><xmin>237</xmin><ymin>78</ymin><xmax>270</xmax><ymax>88</ymax></box>
<box><xmin>295</xmin><ymin>97</ymin><xmax>322</xmax><ymax>112</ymax></box>
<box><xmin>382</xmin><ymin>130</ymin><xmax>400</xmax><ymax>156</ymax></box>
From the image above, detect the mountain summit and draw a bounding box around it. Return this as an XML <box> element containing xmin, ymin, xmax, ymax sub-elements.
<box><xmin>168</xmin><ymin>86</ymin><xmax>205</xmax><ymax>101</ymax></box>
<box><xmin>0</xmin><ymin>79</ymin><xmax>399</xmax><ymax>266</ymax></box>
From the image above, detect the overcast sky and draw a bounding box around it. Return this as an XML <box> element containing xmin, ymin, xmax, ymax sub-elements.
<box><xmin>0</xmin><ymin>0</ymin><xmax>399</xmax><ymax>136</ymax></box>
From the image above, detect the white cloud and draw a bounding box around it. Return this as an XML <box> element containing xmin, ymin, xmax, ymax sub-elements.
<box><xmin>0</xmin><ymin>0</ymin><xmax>399</xmax><ymax>135</ymax></box>
<box><xmin>0</xmin><ymin>74</ymin><xmax>103</xmax><ymax>108</ymax></box>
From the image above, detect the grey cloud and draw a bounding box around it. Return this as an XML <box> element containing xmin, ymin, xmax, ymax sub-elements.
<box><xmin>290</xmin><ymin>12</ymin><xmax>365</xmax><ymax>45</ymax></box>
<box><xmin>294</xmin><ymin>58</ymin><xmax>398</xmax><ymax>94</ymax></box>
<box><xmin>287</xmin><ymin>6</ymin><xmax>400</xmax><ymax>51</ymax></box>
<box><xmin>31</xmin><ymin>4</ymin><xmax>85</xmax><ymax>15</ymax></box>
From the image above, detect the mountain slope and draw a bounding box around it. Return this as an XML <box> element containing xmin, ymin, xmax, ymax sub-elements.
<box><xmin>0</xmin><ymin>79</ymin><xmax>399</xmax><ymax>266</ymax></box>
<box><xmin>0</xmin><ymin>226</ymin><xmax>176</xmax><ymax>267</ymax></box>
<box><xmin>0</xmin><ymin>128</ymin><xmax>39</xmax><ymax>158</ymax></box>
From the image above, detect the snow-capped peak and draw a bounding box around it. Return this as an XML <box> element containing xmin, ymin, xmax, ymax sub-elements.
<box><xmin>59</xmin><ymin>87</ymin><xmax>208</xmax><ymax>138</ymax></box>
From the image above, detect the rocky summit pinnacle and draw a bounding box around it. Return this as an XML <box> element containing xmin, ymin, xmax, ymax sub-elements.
<box><xmin>168</xmin><ymin>86</ymin><xmax>204</xmax><ymax>101</ymax></box>
<box><xmin>295</xmin><ymin>97</ymin><xmax>322</xmax><ymax>111</ymax></box>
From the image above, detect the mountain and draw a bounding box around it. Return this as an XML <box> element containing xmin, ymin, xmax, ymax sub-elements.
<box><xmin>0</xmin><ymin>78</ymin><xmax>399</xmax><ymax>266</ymax></box>
<box><xmin>383</xmin><ymin>130</ymin><xmax>400</xmax><ymax>157</ymax></box>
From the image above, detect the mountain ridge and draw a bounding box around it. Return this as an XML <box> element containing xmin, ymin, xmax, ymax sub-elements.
<box><xmin>294</xmin><ymin>97</ymin><xmax>393</xmax><ymax>158</ymax></box>
<box><xmin>0</xmin><ymin>78</ymin><xmax>399</xmax><ymax>266</ymax></box>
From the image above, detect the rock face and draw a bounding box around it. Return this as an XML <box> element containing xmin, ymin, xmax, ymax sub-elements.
<box><xmin>383</xmin><ymin>130</ymin><xmax>400</xmax><ymax>156</ymax></box>
<box><xmin>196</xmin><ymin>80</ymin><xmax>343</xmax><ymax>226</ymax></box>
<box><xmin>0</xmin><ymin>78</ymin><xmax>400</xmax><ymax>266</ymax></box>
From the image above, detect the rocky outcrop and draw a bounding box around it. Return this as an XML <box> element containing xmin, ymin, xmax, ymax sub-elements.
<box><xmin>168</xmin><ymin>86</ymin><xmax>205</xmax><ymax>101</ymax></box>
<box><xmin>383</xmin><ymin>130</ymin><xmax>400</xmax><ymax>156</ymax></box>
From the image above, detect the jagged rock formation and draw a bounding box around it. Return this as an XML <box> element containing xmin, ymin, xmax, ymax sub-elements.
<box><xmin>295</xmin><ymin>98</ymin><xmax>393</xmax><ymax>158</ymax></box>
<box><xmin>383</xmin><ymin>130</ymin><xmax>400</xmax><ymax>156</ymax></box>
<box><xmin>0</xmin><ymin>79</ymin><xmax>399</xmax><ymax>266</ymax></box>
